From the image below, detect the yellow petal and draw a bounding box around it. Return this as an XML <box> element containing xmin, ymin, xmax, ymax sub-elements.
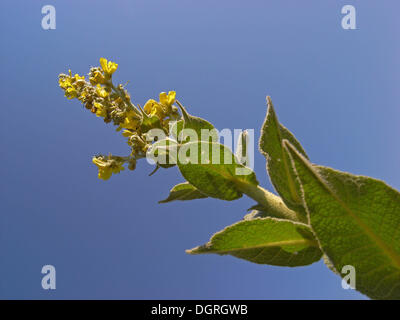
<box><xmin>122</xmin><ymin>130</ymin><xmax>133</xmax><ymax>137</ymax></box>
<box><xmin>74</xmin><ymin>74</ymin><xmax>85</xmax><ymax>81</ymax></box>
<box><xmin>96</xmin><ymin>84</ymin><xmax>109</xmax><ymax>98</ymax></box>
<box><xmin>167</xmin><ymin>91</ymin><xmax>176</xmax><ymax>105</ymax></box>
<box><xmin>99</xmin><ymin>58</ymin><xmax>108</xmax><ymax>72</ymax></box>
<box><xmin>94</xmin><ymin>102</ymin><xmax>107</xmax><ymax>118</ymax></box>
<box><xmin>159</xmin><ymin>92</ymin><xmax>168</xmax><ymax>105</ymax></box>
<box><xmin>144</xmin><ymin>99</ymin><xmax>158</xmax><ymax>114</ymax></box>
<box><xmin>92</xmin><ymin>157</ymin><xmax>106</xmax><ymax>167</ymax></box>
<box><xmin>108</xmin><ymin>61</ymin><xmax>118</xmax><ymax>74</ymax></box>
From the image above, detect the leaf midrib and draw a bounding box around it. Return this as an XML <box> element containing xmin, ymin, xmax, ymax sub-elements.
<box><xmin>190</xmin><ymin>238</ymin><xmax>318</xmax><ymax>255</ymax></box>
<box><xmin>290</xmin><ymin>145</ymin><xmax>400</xmax><ymax>270</ymax></box>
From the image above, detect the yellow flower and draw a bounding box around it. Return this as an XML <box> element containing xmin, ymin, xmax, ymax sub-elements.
<box><xmin>119</xmin><ymin>110</ymin><xmax>141</xmax><ymax>130</ymax></box>
<box><xmin>79</xmin><ymin>88</ymin><xmax>89</xmax><ymax>100</ymax></box>
<box><xmin>143</xmin><ymin>99</ymin><xmax>164</xmax><ymax>119</ymax></box>
<box><xmin>96</xmin><ymin>84</ymin><xmax>109</xmax><ymax>98</ymax></box>
<box><xmin>92</xmin><ymin>156</ymin><xmax>125</xmax><ymax>180</ymax></box>
<box><xmin>65</xmin><ymin>87</ymin><xmax>78</xmax><ymax>99</ymax></box>
<box><xmin>100</xmin><ymin>58</ymin><xmax>118</xmax><ymax>75</ymax></box>
<box><xmin>143</xmin><ymin>91</ymin><xmax>176</xmax><ymax>120</ymax></box>
<box><xmin>58</xmin><ymin>70</ymin><xmax>85</xmax><ymax>99</ymax></box>
<box><xmin>94</xmin><ymin>102</ymin><xmax>107</xmax><ymax>118</ymax></box>
<box><xmin>73</xmin><ymin>73</ymin><xmax>85</xmax><ymax>82</ymax></box>
<box><xmin>89</xmin><ymin>68</ymin><xmax>106</xmax><ymax>85</ymax></box>
<box><xmin>159</xmin><ymin>91</ymin><xmax>176</xmax><ymax>108</ymax></box>
<box><xmin>59</xmin><ymin>75</ymin><xmax>72</xmax><ymax>90</ymax></box>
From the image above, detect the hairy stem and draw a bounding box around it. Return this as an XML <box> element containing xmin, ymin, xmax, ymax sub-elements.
<box><xmin>238</xmin><ymin>182</ymin><xmax>306</xmax><ymax>223</ymax></box>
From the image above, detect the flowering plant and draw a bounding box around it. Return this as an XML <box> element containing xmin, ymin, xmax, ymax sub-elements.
<box><xmin>59</xmin><ymin>58</ymin><xmax>400</xmax><ymax>300</ymax></box>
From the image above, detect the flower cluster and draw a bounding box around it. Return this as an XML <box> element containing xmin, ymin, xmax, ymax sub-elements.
<box><xmin>59</xmin><ymin>58</ymin><xmax>181</xmax><ymax>180</ymax></box>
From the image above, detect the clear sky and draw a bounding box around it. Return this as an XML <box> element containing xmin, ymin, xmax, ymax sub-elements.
<box><xmin>0</xmin><ymin>0</ymin><xmax>399</xmax><ymax>299</ymax></box>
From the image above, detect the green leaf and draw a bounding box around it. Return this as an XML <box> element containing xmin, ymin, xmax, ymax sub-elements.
<box><xmin>176</xmin><ymin>102</ymin><xmax>218</xmax><ymax>143</ymax></box>
<box><xmin>177</xmin><ymin>141</ymin><xmax>258</xmax><ymax>201</ymax></box>
<box><xmin>159</xmin><ymin>182</ymin><xmax>208</xmax><ymax>203</ymax></box>
<box><xmin>259</xmin><ymin>96</ymin><xmax>308</xmax><ymax>214</ymax></box>
<box><xmin>170</xmin><ymin>120</ymin><xmax>184</xmax><ymax>140</ymax></box>
<box><xmin>187</xmin><ymin>217</ymin><xmax>322</xmax><ymax>267</ymax></box>
<box><xmin>284</xmin><ymin>140</ymin><xmax>400</xmax><ymax>299</ymax></box>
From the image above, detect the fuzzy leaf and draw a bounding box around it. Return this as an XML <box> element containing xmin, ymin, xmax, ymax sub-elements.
<box><xmin>177</xmin><ymin>141</ymin><xmax>258</xmax><ymax>201</ymax></box>
<box><xmin>159</xmin><ymin>182</ymin><xmax>207</xmax><ymax>203</ymax></box>
<box><xmin>170</xmin><ymin>120</ymin><xmax>184</xmax><ymax>140</ymax></box>
<box><xmin>187</xmin><ymin>217</ymin><xmax>322</xmax><ymax>267</ymax></box>
<box><xmin>259</xmin><ymin>97</ymin><xmax>308</xmax><ymax>214</ymax></box>
<box><xmin>177</xmin><ymin>103</ymin><xmax>218</xmax><ymax>143</ymax></box>
<box><xmin>284</xmin><ymin>140</ymin><xmax>400</xmax><ymax>299</ymax></box>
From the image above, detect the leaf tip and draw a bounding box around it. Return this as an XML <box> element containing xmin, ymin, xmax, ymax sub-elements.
<box><xmin>266</xmin><ymin>95</ymin><xmax>275</xmax><ymax>113</ymax></box>
<box><xmin>185</xmin><ymin>247</ymin><xmax>198</xmax><ymax>255</ymax></box>
<box><xmin>176</xmin><ymin>100</ymin><xmax>191</xmax><ymax>123</ymax></box>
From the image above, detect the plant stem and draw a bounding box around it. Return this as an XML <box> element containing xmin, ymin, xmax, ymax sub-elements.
<box><xmin>238</xmin><ymin>182</ymin><xmax>306</xmax><ymax>223</ymax></box>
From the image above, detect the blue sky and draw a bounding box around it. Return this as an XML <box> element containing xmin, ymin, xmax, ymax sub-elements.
<box><xmin>0</xmin><ymin>0</ymin><xmax>399</xmax><ymax>299</ymax></box>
